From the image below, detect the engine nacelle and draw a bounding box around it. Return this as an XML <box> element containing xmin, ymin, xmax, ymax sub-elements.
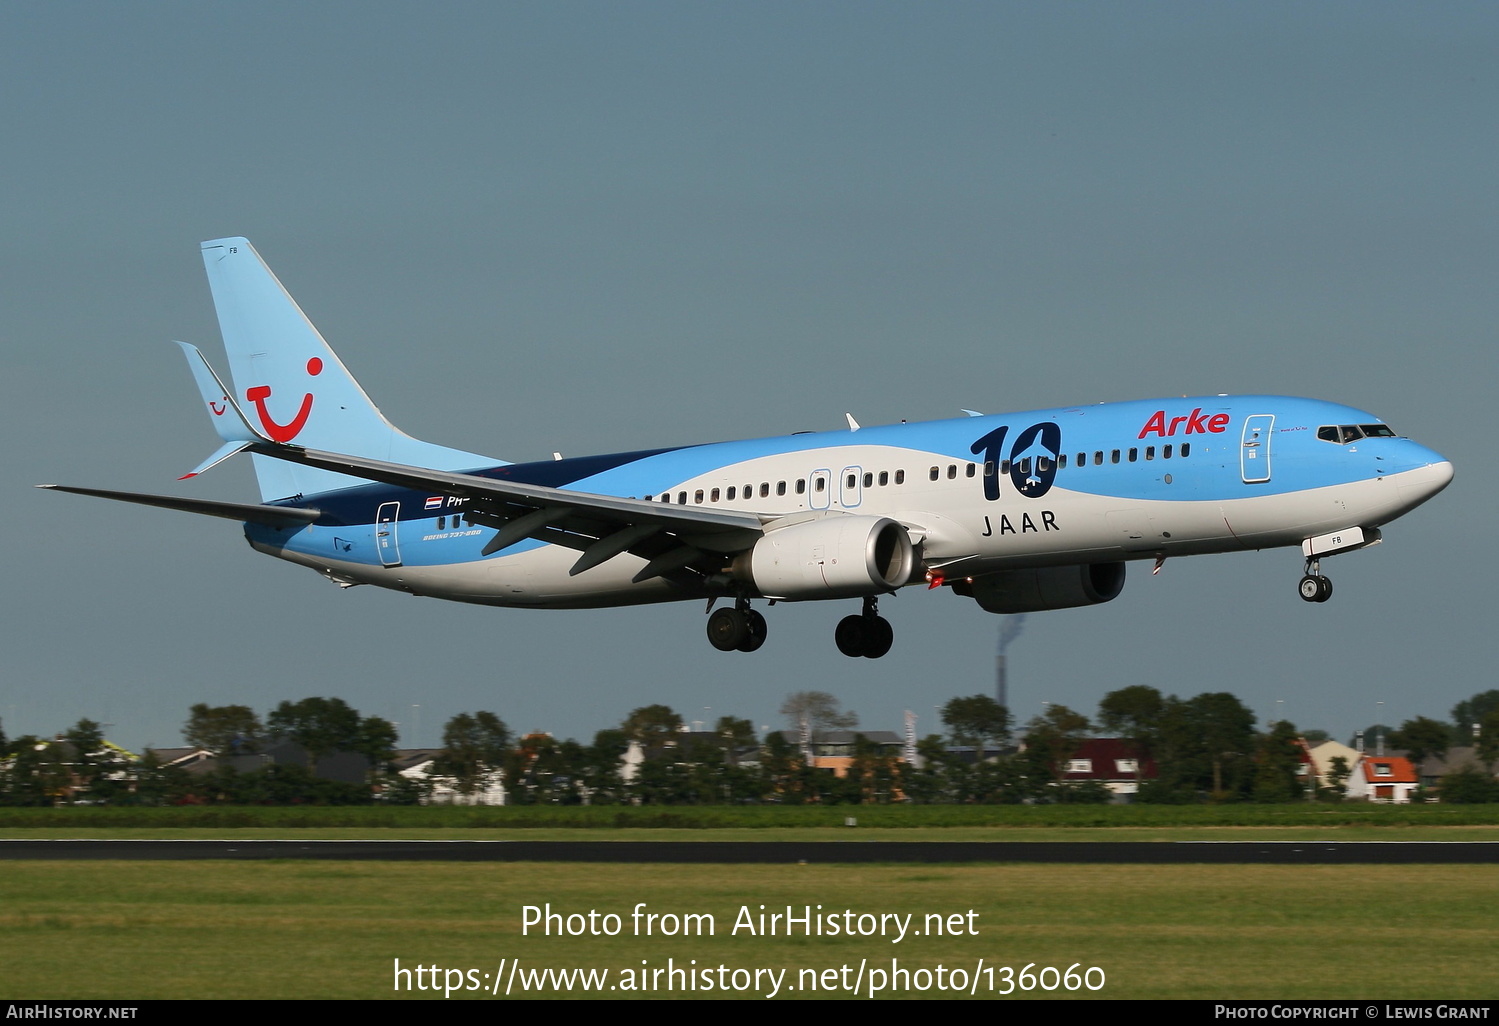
<box><xmin>739</xmin><ymin>516</ymin><xmax>916</xmax><ymax>600</ymax></box>
<box><xmin>954</xmin><ymin>562</ymin><xmax>1126</xmax><ymax>613</ymax></box>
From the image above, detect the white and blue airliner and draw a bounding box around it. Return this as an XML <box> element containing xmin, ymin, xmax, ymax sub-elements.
<box><xmin>42</xmin><ymin>238</ymin><xmax>1454</xmax><ymax>658</ymax></box>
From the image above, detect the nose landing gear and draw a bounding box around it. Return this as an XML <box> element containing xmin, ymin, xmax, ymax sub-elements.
<box><xmin>835</xmin><ymin>595</ymin><xmax>894</xmax><ymax>659</ymax></box>
<box><xmin>1298</xmin><ymin>558</ymin><xmax>1333</xmax><ymax>603</ymax></box>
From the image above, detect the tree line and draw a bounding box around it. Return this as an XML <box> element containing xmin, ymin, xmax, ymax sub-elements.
<box><xmin>2</xmin><ymin>686</ymin><xmax>1496</xmax><ymax>806</ymax></box>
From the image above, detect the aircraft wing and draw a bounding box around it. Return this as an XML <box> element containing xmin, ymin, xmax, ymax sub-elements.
<box><xmin>248</xmin><ymin>441</ymin><xmax>767</xmax><ymax>584</ymax></box>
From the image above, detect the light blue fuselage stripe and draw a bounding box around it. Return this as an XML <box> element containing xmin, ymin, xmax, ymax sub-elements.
<box><xmin>246</xmin><ymin>395</ymin><xmax>1443</xmax><ymax>569</ymax></box>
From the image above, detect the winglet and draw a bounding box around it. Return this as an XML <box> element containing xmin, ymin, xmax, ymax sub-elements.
<box><xmin>175</xmin><ymin>341</ymin><xmax>266</xmax><ymax>478</ymax></box>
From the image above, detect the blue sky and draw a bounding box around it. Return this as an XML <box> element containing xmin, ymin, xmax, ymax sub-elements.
<box><xmin>4</xmin><ymin>2</ymin><xmax>1493</xmax><ymax>751</ymax></box>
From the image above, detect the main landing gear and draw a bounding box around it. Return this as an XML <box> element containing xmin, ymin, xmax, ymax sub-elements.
<box><xmin>1298</xmin><ymin>558</ymin><xmax>1333</xmax><ymax>603</ymax></box>
<box><xmin>706</xmin><ymin>595</ymin><xmax>895</xmax><ymax>657</ymax></box>
<box><xmin>835</xmin><ymin>596</ymin><xmax>894</xmax><ymax>659</ymax></box>
<box><xmin>706</xmin><ymin>598</ymin><xmax>767</xmax><ymax>652</ymax></box>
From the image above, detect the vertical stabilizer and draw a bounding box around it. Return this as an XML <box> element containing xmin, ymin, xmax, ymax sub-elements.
<box><xmin>199</xmin><ymin>238</ymin><xmax>500</xmax><ymax>500</ymax></box>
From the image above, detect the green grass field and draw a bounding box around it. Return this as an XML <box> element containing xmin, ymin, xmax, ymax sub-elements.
<box><xmin>4</xmin><ymin>807</ymin><xmax>1496</xmax><ymax>999</ymax></box>
<box><xmin>2</xmin><ymin>802</ymin><xmax>1498</xmax><ymax>833</ymax></box>
<box><xmin>2</xmin><ymin>860</ymin><xmax>1496</xmax><ymax>1000</ymax></box>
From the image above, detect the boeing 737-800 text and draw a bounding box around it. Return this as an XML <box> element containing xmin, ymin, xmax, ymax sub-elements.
<box><xmin>41</xmin><ymin>238</ymin><xmax>1454</xmax><ymax>658</ymax></box>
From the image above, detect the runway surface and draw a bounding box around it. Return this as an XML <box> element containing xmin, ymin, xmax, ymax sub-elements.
<box><xmin>3</xmin><ymin>840</ymin><xmax>1498</xmax><ymax>863</ymax></box>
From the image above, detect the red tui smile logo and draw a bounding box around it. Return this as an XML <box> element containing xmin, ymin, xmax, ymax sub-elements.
<box><xmin>246</xmin><ymin>357</ymin><xmax>323</xmax><ymax>442</ymax></box>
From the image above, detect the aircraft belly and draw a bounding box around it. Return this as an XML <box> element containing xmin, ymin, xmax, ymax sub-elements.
<box><xmin>932</xmin><ymin>472</ymin><xmax>1414</xmax><ymax>572</ymax></box>
<box><xmin>250</xmin><ymin>539</ymin><xmax>681</xmax><ymax>608</ymax></box>
<box><xmin>1214</xmin><ymin>473</ymin><xmax>1418</xmax><ymax>545</ymax></box>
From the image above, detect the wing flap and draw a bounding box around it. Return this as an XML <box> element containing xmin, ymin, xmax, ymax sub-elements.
<box><xmin>249</xmin><ymin>443</ymin><xmax>763</xmax><ymax>532</ymax></box>
<box><xmin>245</xmin><ymin>440</ymin><xmax>767</xmax><ymax>582</ymax></box>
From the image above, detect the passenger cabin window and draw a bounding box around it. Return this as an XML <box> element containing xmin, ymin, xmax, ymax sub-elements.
<box><xmin>947</xmin><ymin>464</ymin><xmax>957</xmax><ymax>479</ymax></box>
<box><xmin>1111</xmin><ymin>449</ymin><xmax>1121</xmax><ymax>464</ymax></box>
<box><xmin>710</xmin><ymin>488</ymin><xmax>720</xmax><ymax>502</ymax></box>
<box><xmin>895</xmin><ymin>469</ymin><xmax>905</xmax><ymax>484</ymax></box>
<box><xmin>759</xmin><ymin>483</ymin><xmax>770</xmax><ymax>498</ymax></box>
<box><xmin>726</xmin><ymin>486</ymin><xmax>736</xmax><ymax>500</ymax></box>
<box><xmin>815</xmin><ymin>477</ymin><xmax>826</xmax><ymax>492</ymax></box>
<box><xmin>694</xmin><ymin>489</ymin><xmax>704</xmax><ymax>504</ymax></box>
<box><xmin>863</xmin><ymin>472</ymin><xmax>873</xmax><ymax>487</ymax></box>
<box><xmin>929</xmin><ymin>467</ymin><xmax>939</xmax><ymax>481</ymax></box>
<box><xmin>1181</xmin><ymin>443</ymin><xmax>1191</xmax><ymax>457</ymax></box>
<box><xmin>777</xmin><ymin>481</ymin><xmax>787</xmax><ymax>496</ymax></box>
<box><xmin>796</xmin><ymin>479</ymin><xmax>806</xmax><ymax>494</ymax></box>
<box><xmin>878</xmin><ymin>471</ymin><xmax>889</xmax><ymax>486</ymax></box>
<box><xmin>965</xmin><ymin>462</ymin><xmax>976</xmax><ymax>477</ymax></box>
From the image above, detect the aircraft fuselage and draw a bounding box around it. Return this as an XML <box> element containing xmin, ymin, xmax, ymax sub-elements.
<box><xmin>245</xmin><ymin>395</ymin><xmax>1450</xmax><ymax>609</ymax></box>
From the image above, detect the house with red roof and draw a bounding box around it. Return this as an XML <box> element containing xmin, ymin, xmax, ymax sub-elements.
<box><xmin>1059</xmin><ymin>738</ymin><xmax>1158</xmax><ymax>799</ymax></box>
<box><xmin>1345</xmin><ymin>754</ymin><xmax>1419</xmax><ymax>803</ymax></box>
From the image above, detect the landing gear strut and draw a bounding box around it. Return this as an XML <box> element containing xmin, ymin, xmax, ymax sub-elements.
<box><xmin>1298</xmin><ymin>558</ymin><xmax>1333</xmax><ymax>603</ymax></box>
<box><xmin>706</xmin><ymin>598</ymin><xmax>768</xmax><ymax>652</ymax></box>
<box><xmin>835</xmin><ymin>596</ymin><xmax>894</xmax><ymax>659</ymax></box>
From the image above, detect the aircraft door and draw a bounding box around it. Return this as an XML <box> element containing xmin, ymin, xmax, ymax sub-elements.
<box><xmin>839</xmin><ymin>466</ymin><xmax>863</xmax><ymax>508</ymax></box>
<box><xmin>809</xmin><ymin>469</ymin><xmax>832</xmax><ymax>510</ymax></box>
<box><xmin>376</xmin><ymin>501</ymin><xmax>402</xmax><ymax>567</ymax></box>
<box><xmin>1240</xmin><ymin>415</ymin><xmax>1274</xmax><ymax>483</ymax></box>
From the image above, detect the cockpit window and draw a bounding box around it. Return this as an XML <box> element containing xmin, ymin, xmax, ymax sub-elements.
<box><xmin>1318</xmin><ymin>423</ymin><xmax>1397</xmax><ymax>444</ymax></box>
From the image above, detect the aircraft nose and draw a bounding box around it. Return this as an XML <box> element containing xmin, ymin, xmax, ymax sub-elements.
<box><xmin>1395</xmin><ymin>449</ymin><xmax>1454</xmax><ymax>506</ymax></box>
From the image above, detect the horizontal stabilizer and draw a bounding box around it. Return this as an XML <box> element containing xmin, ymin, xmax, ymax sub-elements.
<box><xmin>36</xmin><ymin>484</ymin><xmax>320</xmax><ymax>528</ymax></box>
<box><xmin>179</xmin><ymin>441</ymin><xmax>252</xmax><ymax>480</ymax></box>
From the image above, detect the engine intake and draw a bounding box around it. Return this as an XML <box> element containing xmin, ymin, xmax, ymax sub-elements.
<box><xmin>954</xmin><ymin>562</ymin><xmax>1126</xmax><ymax>613</ymax></box>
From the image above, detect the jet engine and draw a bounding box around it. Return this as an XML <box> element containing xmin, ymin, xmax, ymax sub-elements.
<box><xmin>953</xmin><ymin>562</ymin><xmax>1126</xmax><ymax>613</ymax></box>
<box><xmin>736</xmin><ymin>516</ymin><xmax>916</xmax><ymax>600</ymax></box>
